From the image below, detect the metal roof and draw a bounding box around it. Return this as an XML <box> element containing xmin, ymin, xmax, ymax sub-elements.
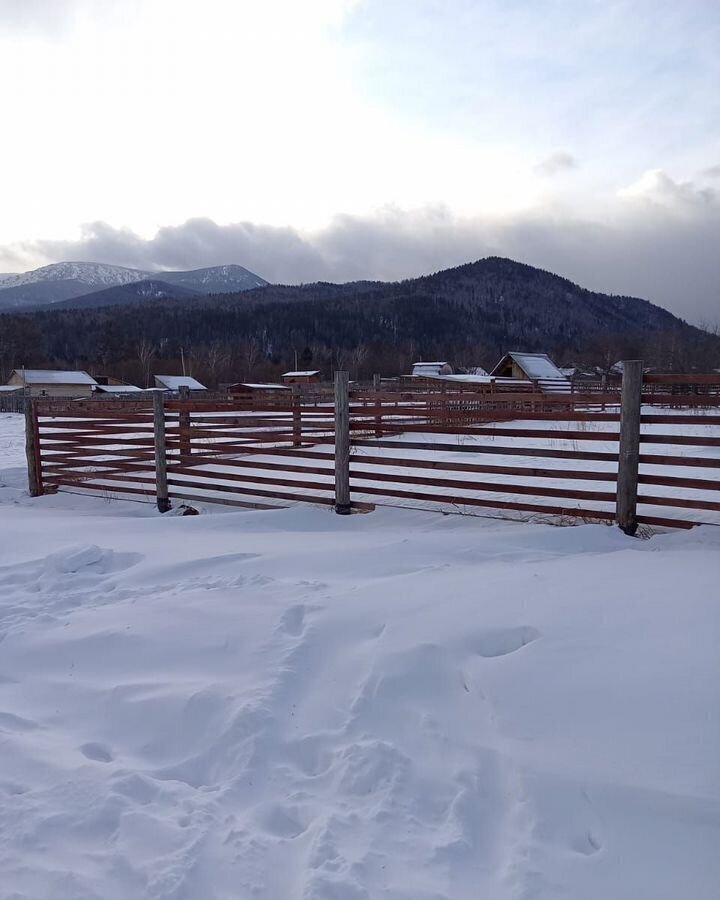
<box><xmin>281</xmin><ymin>370</ymin><xmax>320</xmax><ymax>377</ymax></box>
<box><xmin>11</xmin><ymin>369</ymin><xmax>97</xmax><ymax>385</ymax></box>
<box><xmin>154</xmin><ymin>375</ymin><xmax>207</xmax><ymax>390</ymax></box>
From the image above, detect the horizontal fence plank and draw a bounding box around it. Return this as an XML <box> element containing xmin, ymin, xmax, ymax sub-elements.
<box><xmin>166</xmin><ymin>478</ymin><xmax>334</xmax><ymax>507</ymax></box>
<box><xmin>349</xmin><ymin>452</ymin><xmax>616</xmax><ymax>481</ymax></box>
<box><xmin>351</xmin><ymin>438</ymin><xmax>619</xmax><ymax>462</ymax></box>
<box><xmin>637</xmin><ymin>494</ymin><xmax>720</xmax><ymax>512</ymax></box>
<box><xmin>639</xmin><ymin>452</ymin><xmax>720</xmax><ymax>468</ymax></box>
<box><xmin>168</xmin><ymin>466</ymin><xmax>334</xmax><ymax>490</ymax></box>
<box><xmin>349</xmin><ymin>469</ymin><xmax>616</xmax><ymax>502</ymax></box>
<box><xmin>643</xmin><ymin>374</ymin><xmax>720</xmax><ymax>385</ymax></box>
<box><xmin>638</xmin><ymin>472</ymin><xmax>720</xmax><ymax>491</ymax></box>
<box><xmin>167</xmin><ymin>457</ymin><xmax>335</xmax><ymax>477</ymax></box>
<box><xmin>47</xmin><ymin>477</ymin><xmax>156</xmax><ymax>496</ymax></box>
<box><xmin>351</xmin><ymin>423</ymin><xmax>621</xmax><ymax>441</ymax></box>
<box><xmin>352</xmin><ymin>485</ymin><xmax>616</xmax><ymax>520</ymax></box>
<box><xmin>639</xmin><ymin>433</ymin><xmax>720</xmax><ymax>447</ymax></box>
<box><xmin>640</xmin><ymin>414</ymin><xmax>720</xmax><ymax>425</ymax></box>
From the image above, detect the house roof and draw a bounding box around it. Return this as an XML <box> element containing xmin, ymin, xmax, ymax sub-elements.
<box><xmin>154</xmin><ymin>375</ymin><xmax>207</xmax><ymax>390</ymax></box>
<box><xmin>0</xmin><ymin>385</ymin><xmax>23</xmax><ymax>392</ymax></box>
<box><xmin>93</xmin><ymin>383</ymin><xmax>144</xmax><ymax>393</ymax></box>
<box><xmin>282</xmin><ymin>370</ymin><xmax>320</xmax><ymax>377</ymax></box>
<box><xmin>498</xmin><ymin>352</ymin><xmax>566</xmax><ymax>380</ymax></box>
<box><xmin>11</xmin><ymin>369</ymin><xmax>97</xmax><ymax>385</ymax></box>
<box><xmin>228</xmin><ymin>382</ymin><xmax>290</xmax><ymax>390</ymax></box>
<box><xmin>428</xmin><ymin>374</ymin><xmax>524</xmax><ymax>385</ymax></box>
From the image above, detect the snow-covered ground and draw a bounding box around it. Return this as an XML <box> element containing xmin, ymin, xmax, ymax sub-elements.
<box><xmin>1</xmin><ymin>412</ymin><xmax>719</xmax><ymax>899</ymax></box>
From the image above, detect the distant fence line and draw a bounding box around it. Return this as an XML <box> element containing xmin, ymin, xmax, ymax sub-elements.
<box><xmin>23</xmin><ymin>366</ymin><xmax>720</xmax><ymax>533</ymax></box>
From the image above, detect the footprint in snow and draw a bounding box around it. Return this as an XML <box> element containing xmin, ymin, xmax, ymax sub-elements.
<box><xmin>80</xmin><ymin>742</ymin><xmax>114</xmax><ymax>763</ymax></box>
<box><xmin>470</xmin><ymin>626</ymin><xmax>540</xmax><ymax>658</ymax></box>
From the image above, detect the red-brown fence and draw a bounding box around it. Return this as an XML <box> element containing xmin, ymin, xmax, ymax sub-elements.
<box><xmin>24</xmin><ymin>365</ymin><xmax>720</xmax><ymax>532</ymax></box>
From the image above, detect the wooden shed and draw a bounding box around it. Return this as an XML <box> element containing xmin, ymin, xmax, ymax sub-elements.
<box><xmin>281</xmin><ymin>370</ymin><xmax>321</xmax><ymax>385</ymax></box>
<box><xmin>226</xmin><ymin>382</ymin><xmax>291</xmax><ymax>400</ymax></box>
<box><xmin>154</xmin><ymin>375</ymin><xmax>207</xmax><ymax>392</ymax></box>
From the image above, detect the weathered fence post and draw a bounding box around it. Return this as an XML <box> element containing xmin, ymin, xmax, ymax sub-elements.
<box><xmin>178</xmin><ymin>384</ymin><xmax>191</xmax><ymax>461</ymax></box>
<box><xmin>292</xmin><ymin>384</ymin><xmax>302</xmax><ymax>448</ymax></box>
<box><xmin>153</xmin><ymin>390</ymin><xmax>171</xmax><ymax>513</ymax></box>
<box><xmin>373</xmin><ymin>372</ymin><xmax>382</xmax><ymax>438</ymax></box>
<box><xmin>616</xmin><ymin>359</ymin><xmax>643</xmax><ymax>535</ymax></box>
<box><xmin>334</xmin><ymin>370</ymin><xmax>351</xmax><ymax>515</ymax></box>
<box><xmin>24</xmin><ymin>400</ymin><xmax>42</xmax><ymax>497</ymax></box>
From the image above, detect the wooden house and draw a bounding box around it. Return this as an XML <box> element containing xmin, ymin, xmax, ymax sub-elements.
<box><xmin>490</xmin><ymin>352</ymin><xmax>570</xmax><ymax>393</ymax></box>
<box><xmin>6</xmin><ymin>369</ymin><xmax>97</xmax><ymax>398</ymax></box>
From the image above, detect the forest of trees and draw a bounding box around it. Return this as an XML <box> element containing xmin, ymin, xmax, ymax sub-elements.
<box><xmin>0</xmin><ymin>257</ymin><xmax>717</xmax><ymax>387</ymax></box>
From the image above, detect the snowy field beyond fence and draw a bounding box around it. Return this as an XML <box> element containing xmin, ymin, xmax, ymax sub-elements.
<box><xmin>1</xmin><ymin>411</ymin><xmax>719</xmax><ymax>899</ymax></box>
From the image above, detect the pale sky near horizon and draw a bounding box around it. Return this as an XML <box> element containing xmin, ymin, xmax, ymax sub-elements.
<box><xmin>0</xmin><ymin>0</ymin><xmax>719</xmax><ymax>322</ymax></box>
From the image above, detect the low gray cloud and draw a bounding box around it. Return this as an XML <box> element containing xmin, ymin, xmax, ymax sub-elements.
<box><xmin>702</xmin><ymin>164</ymin><xmax>720</xmax><ymax>178</ymax></box>
<box><xmin>533</xmin><ymin>152</ymin><xmax>578</xmax><ymax>178</ymax></box>
<box><xmin>2</xmin><ymin>182</ymin><xmax>719</xmax><ymax>326</ymax></box>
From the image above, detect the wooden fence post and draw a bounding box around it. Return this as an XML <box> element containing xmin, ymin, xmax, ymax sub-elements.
<box><xmin>616</xmin><ymin>359</ymin><xmax>643</xmax><ymax>535</ymax></box>
<box><xmin>373</xmin><ymin>373</ymin><xmax>382</xmax><ymax>438</ymax></box>
<box><xmin>178</xmin><ymin>385</ymin><xmax>191</xmax><ymax>460</ymax></box>
<box><xmin>334</xmin><ymin>370</ymin><xmax>351</xmax><ymax>515</ymax></box>
<box><xmin>292</xmin><ymin>384</ymin><xmax>302</xmax><ymax>448</ymax></box>
<box><xmin>24</xmin><ymin>400</ymin><xmax>42</xmax><ymax>497</ymax></box>
<box><xmin>153</xmin><ymin>390</ymin><xmax>171</xmax><ymax>513</ymax></box>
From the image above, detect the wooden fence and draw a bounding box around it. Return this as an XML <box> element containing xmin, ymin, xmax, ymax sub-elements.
<box><xmin>24</xmin><ymin>364</ymin><xmax>720</xmax><ymax>532</ymax></box>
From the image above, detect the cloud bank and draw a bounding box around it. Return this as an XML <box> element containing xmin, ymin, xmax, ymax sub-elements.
<box><xmin>1</xmin><ymin>171</ymin><xmax>718</xmax><ymax>325</ymax></box>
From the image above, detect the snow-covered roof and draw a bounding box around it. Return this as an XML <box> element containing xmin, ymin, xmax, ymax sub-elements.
<box><xmin>0</xmin><ymin>385</ymin><xmax>23</xmax><ymax>392</ymax></box>
<box><xmin>412</xmin><ymin>362</ymin><xmax>452</xmax><ymax>376</ymax></box>
<box><xmin>154</xmin><ymin>375</ymin><xmax>207</xmax><ymax>391</ymax></box>
<box><xmin>93</xmin><ymin>383</ymin><xmax>144</xmax><ymax>393</ymax></box>
<box><xmin>427</xmin><ymin>374</ymin><xmax>526</xmax><ymax>385</ymax></box>
<box><xmin>11</xmin><ymin>369</ymin><xmax>97</xmax><ymax>385</ymax></box>
<box><xmin>508</xmin><ymin>353</ymin><xmax>567</xmax><ymax>381</ymax></box>
<box><xmin>281</xmin><ymin>370</ymin><xmax>320</xmax><ymax>377</ymax></box>
<box><xmin>230</xmin><ymin>382</ymin><xmax>290</xmax><ymax>390</ymax></box>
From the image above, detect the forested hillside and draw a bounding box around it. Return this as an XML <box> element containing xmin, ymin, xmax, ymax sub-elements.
<box><xmin>0</xmin><ymin>257</ymin><xmax>716</xmax><ymax>386</ymax></box>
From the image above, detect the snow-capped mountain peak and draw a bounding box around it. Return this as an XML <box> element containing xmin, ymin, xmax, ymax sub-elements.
<box><xmin>0</xmin><ymin>261</ymin><xmax>270</xmax><ymax>309</ymax></box>
<box><xmin>0</xmin><ymin>262</ymin><xmax>153</xmax><ymax>290</ymax></box>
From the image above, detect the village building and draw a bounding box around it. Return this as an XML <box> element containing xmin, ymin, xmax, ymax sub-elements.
<box><xmin>411</xmin><ymin>361</ymin><xmax>453</xmax><ymax>377</ymax></box>
<box><xmin>490</xmin><ymin>352</ymin><xmax>570</xmax><ymax>393</ymax></box>
<box><xmin>154</xmin><ymin>375</ymin><xmax>207</xmax><ymax>392</ymax></box>
<box><xmin>93</xmin><ymin>383</ymin><xmax>145</xmax><ymax>395</ymax></box>
<box><xmin>281</xmin><ymin>370</ymin><xmax>321</xmax><ymax>385</ymax></box>
<box><xmin>6</xmin><ymin>369</ymin><xmax>97</xmax><ymax>398</ymax></box>
<box><xmin>226</xmin><ymin>382</ymin><xmax>291</xmax><ymax>400</ymax></box>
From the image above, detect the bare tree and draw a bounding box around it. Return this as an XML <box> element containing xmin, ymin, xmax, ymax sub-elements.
<box><xmin>136</xmin><ymin>338</ymin><xmax>156</xmax><ymax>388</ymax></box>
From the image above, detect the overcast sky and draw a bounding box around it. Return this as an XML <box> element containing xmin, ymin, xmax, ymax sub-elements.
<box><xmin>0</xmin><ymin>0</ymin><xmax>718</xmax><ymax>322</ymax></box>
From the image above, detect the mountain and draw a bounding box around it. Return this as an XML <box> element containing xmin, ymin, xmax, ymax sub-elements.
<box><xmin>0</xmin><ymin>261</ymin><xmax>268</xmax><ymax>310</ymax></box>
<box><xmin>158</xmin><ymin>265</ymin><xmax>268</xmax><ymax>294</ymax></box>
<box><xmin>54</xmin><ymin>279</ymin><xmax>201</xmax><ymax>309</ymax></box>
